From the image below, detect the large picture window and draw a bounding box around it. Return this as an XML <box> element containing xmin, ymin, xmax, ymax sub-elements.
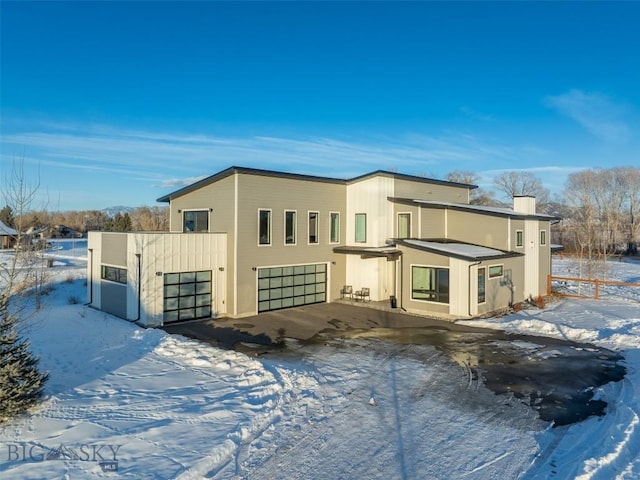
<box><xmin>259</xmin><ymin>209</ymin><xmax>271</xmax><ymax>245</ymax></box>
<box><xmin>411</xmin><ymin>266</ymin><xmax>449</xmax><ymax>303</ymax></box>
<box><xmin>355</xmin><ymin>213</ymin><xmax>367</xmax><ymax>243</ymax></box>
<box><xmin>101</xmin><ymin>265</ymin><xmax>127</xmax><ymax>284</ymax></box>
<box><xmin>163</xmin><ymin>271</ymin><xmax>212</xmax><ymax>322</ymax></box>
<box><xmin>183</xmin><ymin>210</ymin><xmax>209</xmax><ymax>232</ymax></box>
<box><xmin>308</xmin><ymin>212</ymin><xmax>319</xmax><ymax>244</ymax></box>
<box><xmin>398</xmin><ymin>213</ymin><xmax>411</xmax><ymax>238</ymax></box>
<box><xmin>285</xmin><ymin>210</ymin><xmax>296</xmax><ymax>245</ymax></box>
<box><xmin>330</xmin><ymin>212</ymin><xmax>340</xmax><ymax>243</ymax></box>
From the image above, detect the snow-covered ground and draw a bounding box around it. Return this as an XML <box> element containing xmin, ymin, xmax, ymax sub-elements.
<box><xmin>0</xmin><ymin>244</ymin><xmax>638</xmax><ymax>479</ymax></box>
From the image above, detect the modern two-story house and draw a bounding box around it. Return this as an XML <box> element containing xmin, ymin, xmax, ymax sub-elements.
<box><xmin>87</xmin><ymin>166</ymin><xmax>557</xmax><ymax>327</ymax></box>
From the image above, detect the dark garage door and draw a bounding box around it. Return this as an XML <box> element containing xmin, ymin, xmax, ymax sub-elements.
<box><xmin>258</xmin><ymin>263</ymin><xmax>327</xmax><ymax>312</ymax></box>
<box><xmin>163</xmin><ymin>270</ymin><xmax>212</xmax><ymax>323</ymax></box>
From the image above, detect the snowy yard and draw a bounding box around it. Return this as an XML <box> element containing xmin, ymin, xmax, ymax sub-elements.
<box><xmin>1</xmin><ymin>245</ymin><xmax>639</xmax><ymax>479</ymax></box>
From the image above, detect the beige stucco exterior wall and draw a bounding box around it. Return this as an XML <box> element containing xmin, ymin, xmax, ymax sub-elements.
<box><xmin>394</xmin><ymin>178</ymin><xmax>470</xmax><ymax>204</ymax></box>
<box><xmin>446</xmin><ymin>210</ymin><xmax>510</xmax><ymax>249</ymax></box>
<box><xmin>234</xmin><ymin>173</ymin><xmax>347</xmax><ymax>316</ymax></box>
<box><xmin>417</xmin><ymin>208</ymin><xmax>446</xmax><ymax>238</ymax></box>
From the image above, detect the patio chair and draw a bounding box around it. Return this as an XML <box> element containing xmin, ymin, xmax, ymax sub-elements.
<box><xmin>340</xmin><ymin>285</ymin><xmax>353</xmax><ymax>299</ymax></box>
<box><xmin>355</xmin><ymin>287</ymin><xmax>370</xmax><ymax>302</ymax></box>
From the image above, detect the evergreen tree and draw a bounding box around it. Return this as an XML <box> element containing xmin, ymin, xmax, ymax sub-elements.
<box><xmin>0</xmin><ymin>205</ymin><xmax>15</xmax><ymax>228</ymax></box>
<box><xmin>0</xmin><ymin>311</ymin><xmax>48</xmax><ymax>421</ymax></box>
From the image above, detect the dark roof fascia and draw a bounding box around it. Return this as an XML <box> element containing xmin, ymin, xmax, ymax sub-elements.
<box><xmin>347</xmin><ymin>170</ymin><xmax>478</xmax><ymax>190</ymax></box>
<box><xmin>388</xmin><ymin>197</ymin><xmax>560</xmax><ymax>221</ymax></box>
<box><xmin>395</xmin><ymin>238</ymin><xmax>524</xmax><ymax>262</ymax></box>
<box><xmin>157</xmin><ymin>166</ymin><xmax>348</xmax><ymax>203</ymax></box>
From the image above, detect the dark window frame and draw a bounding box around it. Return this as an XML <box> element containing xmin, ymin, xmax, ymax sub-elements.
<box><xmin>101</xmin><ymin>265</ymin><xmax>127</xmax><ymax>284</ymax></box>
<box><xmin>183</xmin><ymin>210</ymin><xmax>209</xmax><ymax>233</ymax></box>
<box><xmin>411</xmin><ymin>265</ymin><xmax>449</xmax><ymax>304</ymax></box>
<box><xmin>258</xmin><ymin>209</ymin><xmax>272</xmax><ymax>246</ymax></box>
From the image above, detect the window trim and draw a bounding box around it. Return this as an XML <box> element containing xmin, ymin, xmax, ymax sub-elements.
<box><xmin>308</xmin><ymin>211</ymin><xmax>320</xmax><ymax>245</ymax></box>
<box><xmin>488</xmin><ymin>264</ymin><xmax>504</xmax><ymax>279</ymax></box>
<box><xmin>329</xmin><ymin>212</ymin><xmax>340</xmax><ymax>244</ymax></box>
<box><xmin>182</xmin><ymin>208</ymin><xmax>210</xmax><ymax>233</ymax></box>
<box><xmin>410</xmin><ymin>264</ymin><xmax>450</xmax><ymax>304</ymax></box>
<box><xmin>258</xmin><ymin>209</ymin><xmax>272</xmax><ymax>246</ymax></box>
<box><xmin>101</xmin><ymin>264</ymin><xmax>127</xmax><ymax>284</ymax></box>
<box><xmin>515</xmin><ymin>230</ymin><xmax>524</xmax><ymax>248</ymax></box>
<box><xmin>355</xmin><ymin>213</ymin><xmax>367</xmax><ymax>243</ymax></box>
<box><xmin>284</xmin><ymin>210</ymin><xmax>297</xmax><ymax>246</ymax></box>
<box><xmin>397</xmin><ymin>212</ymin><xmax>412</xmax><ymax>239</ymax></box>
<box><xmin>540</xmin><ymin>229</ymin><xmax>547</xmax><ymax>247</ymax></box>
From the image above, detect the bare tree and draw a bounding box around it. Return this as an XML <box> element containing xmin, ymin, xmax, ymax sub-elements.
<box><xmin>492</xmin><ymin>171</ymin><xmax>550</xmax><ymax>210</ymax></box>
<box><xmin>446</xmin><ymin>170</ymin><xmax>497</xmax><ymax>206</ymax></box>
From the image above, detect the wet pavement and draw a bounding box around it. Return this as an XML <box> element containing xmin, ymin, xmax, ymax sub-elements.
<box><xmin>164</xmin><ymin>303</ymin><xmax>627</xmax><ymax>426</ymax></box>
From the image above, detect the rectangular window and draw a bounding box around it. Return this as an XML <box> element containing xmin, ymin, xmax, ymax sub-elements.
<box><xmin>101</xmin><ymin>265</ymin><xmax>127</xmax><ymax>284</ymax></box>
<box><xmin>411</xmin><ymin>266</ymin><xmax>449</xmax><ymax>303</ymax></box>
<box><xmin>259</xmin><ymin>209</ymin><xmax>271</xmax><ymax>245</ymax></box>
<box><xmin>478</xmin><ymin>267</ymin><xmax>486</xmax><ymax>304</ymax></box>
<box><xmin>515</xmin><ymin>230</ymin><xmax>523</xmax><ymax>248</ymax></box>
<box><xmin>398</xmin><ymin>213</ymin><xmax>411</xmax><ymax>238</ymax></box>
<box><xmin>540</xmin><ymin>230</ymin><xmax>547</xmax><ymax>246</ymax></box>
<box><xmin>355</xmin><ymin>213</ymin><xmax>367</xmax><ymax>243</ymax></box>
<box><xmin>308</xmin><ymin>212</ymin><xmax>319</xmax><ymax>244</ymax></box>
<box><xmin>489</xmin><ymin>265</ymin><xmax>504</xmax><ymax>278</ymax></box>
<box><xmin>330</xmin><ymin>212</ymin><xmax>340</xmax><ymax>243</ymax></box>
<box><xmin>183</xmin><ymin>210</ymin><xmax>209</xmax><ymax>232</ymax></box>
<box><xmin>285</xmin><ymin>210</ymin><xmax>296</xmax><ymax>245</ymax></box>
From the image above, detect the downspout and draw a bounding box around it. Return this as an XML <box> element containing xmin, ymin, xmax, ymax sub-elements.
<box><xmin>468</xmin><ymin>261</ymin><xmax>481</xmax><ymax>317</ymax></box>
<box><xmin>400</xmin><ymin>253</ymin><xmax>407</xmax><ymax>312</ymax></box>
<box><xmin>135</xmin><ymin>253</ymin><xmax>142</xmax><ymax>322</ymax></box>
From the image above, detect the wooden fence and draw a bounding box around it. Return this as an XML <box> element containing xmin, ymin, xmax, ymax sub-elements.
<box><xmin>547</xmin><ymin>274</ymin><xmax>640</xmax><ymax>299</ymax></box>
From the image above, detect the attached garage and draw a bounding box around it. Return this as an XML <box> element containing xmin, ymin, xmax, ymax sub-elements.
<box><xmin>257</xmin><ymin>263</ymin><xmax>327</xmax><ymax>312</ymax></box>
<box><xmin>88</xmin><ymin>232</ymin><xmax>227</xmax><ymax>327</ymax></box>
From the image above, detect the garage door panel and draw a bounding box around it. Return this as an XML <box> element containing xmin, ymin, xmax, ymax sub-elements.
<box><xmin>258</xmin><ymin>263</ymin><xmax>327</xmax><ymax>313</ymax></box>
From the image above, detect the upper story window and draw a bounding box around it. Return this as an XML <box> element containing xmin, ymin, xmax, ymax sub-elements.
<box><xmin>355</xmin><ymin>213</ymin><xmax>367</xmax><ymax>243</ymax></box>
<box><xmin>308</xmin><ymin>212</ymin><xmax>319</xmax><ymax>244</ymax></box>
<box><xmin>515</xmin><ymin>230</ymin><xmax>524</xmax><ymax>248</ymax></box>
<box><xmin>183</xmin><ymin>210</ymin><xmax>209</xmax><ymax>232</ymax></box>
<box><xmin>398</xmin><ymin>213</ymin><xmax>411</xmax><ymax>239</ymax></box>
<box><xmin>285</xmin><ymin>210</ymin><xmax>297</xmax><ymax>245</ymax></box>
<box><xmin>330</xmin><ymin>212</ymin><xmax>340</xmax><ymax>243</ymax></box>
<box><xmin>259</xmin><ymin>209</ymin><xmax>271</xmax><ymax>245</ymax></box>
<box><xmin>540</xmin><ymin>230</ymin><xmax>547</xmax><ymax>246</ymax></box>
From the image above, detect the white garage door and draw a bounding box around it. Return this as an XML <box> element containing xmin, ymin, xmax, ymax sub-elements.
<box><xmin>258</xmin><ymin>263</ymin><xmax>327</xmax><ymax>313</ymax></box>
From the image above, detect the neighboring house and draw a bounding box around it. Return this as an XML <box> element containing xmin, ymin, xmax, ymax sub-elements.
<box><xmin>88</xmin><ymin>166</ymin><xmax>558</xmax><ymax>327</ymax></box>
<box><xmin>0</xmin><ymin>219</ymin><xmax>18</xmax><ymax>249</ymax></box>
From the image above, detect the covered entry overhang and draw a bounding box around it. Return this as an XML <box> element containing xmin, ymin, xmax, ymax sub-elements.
<box><xmin>332</xmin><ymin>245</ymin><xmax>402</xmax><ymax>260</ymax></box>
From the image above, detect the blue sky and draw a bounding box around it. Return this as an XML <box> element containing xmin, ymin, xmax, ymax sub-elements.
<box><xmin>1</xmin><ymin>1</ymin><xmax>639</xmax><ymax>211</ymax></box>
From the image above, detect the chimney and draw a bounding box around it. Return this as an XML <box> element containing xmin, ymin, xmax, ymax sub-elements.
<box><xmin>513</xmin><ymin>196</ymin><xmax>536</xmax><ymax>215</ymax></box>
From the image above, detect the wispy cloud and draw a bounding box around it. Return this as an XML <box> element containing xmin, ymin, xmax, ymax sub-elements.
<box><xmin>1</xmin><ymin>121</ymin><xmax>541</xmax><ymax>190</ymax></box>
<box><xmin>544</xmin><ymin>89</ymin><xmax>631</xmax><ymax>142</ymax></box>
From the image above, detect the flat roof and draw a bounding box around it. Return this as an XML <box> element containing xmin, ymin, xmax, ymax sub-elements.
<box><xmin>389</xmin><ymin>198</ymin><xmax>560</xmax><ymax>221</ymax></box>
<box><xmin>157</xmin><ymin>166</ymin><xmax>477</xmax><ymax>203</ymax></box>
<box><xmin>397</xmin><ymin>239</ymin><xmax>522</xmax><ymax>261</ymax></box>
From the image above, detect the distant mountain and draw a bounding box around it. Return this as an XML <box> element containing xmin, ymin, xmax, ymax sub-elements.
<box><xmin>102</xmin><ymin>206</ymin><xmax>135</xmax><ymax>217</ymax></box>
